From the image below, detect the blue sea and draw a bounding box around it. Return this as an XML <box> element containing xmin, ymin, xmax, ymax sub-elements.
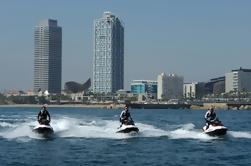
<box><xmin>0</xmin><ymin>107</ymin><xmax>251</xmax><ymax>166</ymax></box>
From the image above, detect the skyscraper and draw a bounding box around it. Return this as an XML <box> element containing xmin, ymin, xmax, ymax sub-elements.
<box><xmin>34</xmin><ymin>19</ymin><xmax>62</xmax><ymax>94</ymax></box>
<box><xmin>93</xmin><ymin>12</ymin><xmax>124</xmax><ymax>93</ymax></box>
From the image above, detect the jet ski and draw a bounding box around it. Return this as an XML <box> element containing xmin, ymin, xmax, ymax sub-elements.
<box><xmin>33</xmin><ymin>121</ymin><xmax>54</xmax><ymax>137</ymax></box>
<box><xmin>116</xmin><ymin>120</ymin><xmax>139</xmax><ymax>133</ymax></box>
<box><xmin>203</xmin><ymin>119</ymin><xmax>227</xmax><ymax>136</ymax></box>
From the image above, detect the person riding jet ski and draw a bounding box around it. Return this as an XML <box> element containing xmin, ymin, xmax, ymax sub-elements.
<box><xmin>37</xmin><ymin>104</ymin><xmax>51</xmax><ymax>125</ymax></box>
<box><xmin>117</xmin><ymin>105</ymin><xmax>139</xmax><ymax>133</ymax></box>
<box><xmin>120</xmin><ymin>105</ymin><xmax>134</xmax><ymax>126</ymax></box>
<box><xmin>204</xmin><ymin>106</ymin><xmax>217</xmax><ymax>129</ymax></box>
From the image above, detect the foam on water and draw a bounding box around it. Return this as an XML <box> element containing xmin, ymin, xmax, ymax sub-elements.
<box><xmin>1</xmin><ymin>116</ymin><xmax>251</xmax><ymax>141</ymax></box>
<box><xmin>0</xmin><ymin>121</ymin><xmax>42</xmax><ymax>140</ymax></box>
<box><xmin>0</xmin><ymin>122</ymin><xmax>17</xmax><ymax>128</ymax></box>
<box><xmin>167</xmin><ymin>123</ymin><xmax>216</xmax><ymax>140</ymax></box>
<box><xmin>228</xmin><ymin>131</ymin><xmax>251</xmax><ymax>139</ymax></box>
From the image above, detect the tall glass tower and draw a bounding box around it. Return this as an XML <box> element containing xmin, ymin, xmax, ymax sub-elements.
<box><xmin>93</xmin><ymin>12</ymin><xmax>124</xmax><ymax>94</ymax></box>
<box><xmin>34</xmin><ymin>19</ymin><xmax>62</xmax><ymax>94</ymax></box>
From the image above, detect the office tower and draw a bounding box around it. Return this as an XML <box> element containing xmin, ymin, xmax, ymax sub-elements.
<box><xmin>34</xmin><ymin>19</ymin><xmax>62</xmax><ymax>94</ymax></box>
<box><xmin>93</xmin><ymin>12</ymin><xmax>124</xmax><ymax>93</ymax></box>
<box><xmin>225</xmin><ymin>68</ymin><xmax>251</xmax><ymax>93</ymax></box>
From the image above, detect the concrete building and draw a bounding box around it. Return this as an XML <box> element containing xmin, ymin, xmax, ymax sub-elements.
<box><xmin>34</xmin><ymin>19</ymin><xmax>62</xmax><ymax>94</ymax></box>
<box><xmin>93</xmin><ymin>12</ymin><xmax>124</xmax><ymax>93</ymax></box>
<box><xmin>183</xmin><ymin>82</ymin><xmax>206</xmax><ymax>99</ymax></box>
<box><xmin>211</xmin><ymin>76</ymin><xmax>225</xmax><ymax>95</ymax></box>
<box><xmin>225</xmin><ymin>68</ymin><xmax>251</xmax><ymax>93</ymax></box>
<box><xmin>157</xmin><ymin>73</ymin><xmax>168</xmax><ymax>100</ymax></box>
<box><xmin>159</xmin><ymin>74</ymin><xmax>183</xmax><ymax>99</ymax></box>
<box><xmin>131</xmin><ymin>80</ymin><xmax>157</xmax><ymax>100</ymax></box>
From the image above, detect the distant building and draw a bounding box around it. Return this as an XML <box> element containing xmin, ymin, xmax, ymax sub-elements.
<box><xmin>225</xmin><ymin>68</ymin><xmax>251</xmax><ymax>93</ymax></box>
<box><xmin>159</xmin><ymin>74</ymin><xmax>183</xmax><ymax>99</ymax></box>
<box><xmin>183</xmin><ymin>82</ymin><xmax>205</xmax><ymax>99</ymax></box>
<box><xmin>210</xmin><ymin>76</ymin><xmax>225</xmax><ymax>95</ymax></box>
<box><xmin>34</xmin><ymin>19</ymin><xmax>62</xmax><ymax>94</ymax></box>
<box><xmin>64</xmin><ymin>78</ymin><xmax>91</xmax><ymax>94</ymax></box>
<box><xmin>93</xmin><ymin>12</ymin><xmax>124</xmax><ymax>93</ymax></box>
<box><xmin>157</xmin><ymin>73</ymin><xmax>168</xmax><ymax>100</ymax></box>
<box><xmin>131</xmin><ymin>80</ymin><xmax>157</xmax><ymax>99</ymax></box>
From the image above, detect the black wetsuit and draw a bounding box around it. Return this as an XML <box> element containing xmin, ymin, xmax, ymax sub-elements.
<box><xmin>37</xmin><ymin>109</ymin><xmax>51</xmax><ymax>125</ymax></box>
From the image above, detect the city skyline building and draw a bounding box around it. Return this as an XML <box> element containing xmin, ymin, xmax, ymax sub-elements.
<box><xmin>93</xmin><ymin>12</ymin><xmax>124</xmax><ymax>94</ymax></box>
<box><xmin>157</xmin><ymin>73</ymin><xmax>168</xmax><ymax>100</ymax></box>
<box><xmin>183</xmin><ymin>82</ymin><xmax>206</xmax><ymax>99</ymax></box>
<box><xmin>225</xmin><ymin>68</ymin><xmax>251</xmax><ymax>93</ymax></box>
<box><xmin>34</xmin><ymin>19</ymin><xmax>62</xmax><ymax>94</ymax></box>
<box><xmin>163</xmin><ymin>74</ymin><xmax>184</xmax><ymax>99</ymax></box>
<box><xmin>131</xmin><ymin>80</ymin><xmax>157</xmax><ymax>99</ymax></box>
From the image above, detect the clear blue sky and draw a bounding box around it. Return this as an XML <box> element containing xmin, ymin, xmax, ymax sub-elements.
<box><xmin>0</xmin><ymin>0</ymin><xmax>250</xmax><ymax>91</ymax></box>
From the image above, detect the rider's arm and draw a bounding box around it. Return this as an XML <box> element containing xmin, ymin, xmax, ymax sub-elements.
<box><xmin>37</xmin><ymin>111</ymin><xmax>41</xmax><ymax>121</ymax></box>
<box><xmin>120</xmin><ymin>111</ymin><xmax>124</xmax><ymax>119</ymax></box>
<box><xmin>128</xmin><ymin>112</ymin><xmax>133</xmax><ymax>121</ymax></box>
<box><xmin>47</xmin><ymin>111</ymin><xmax>51</xmax><ymax>122</ymax></box>
<box><xmin>204</xmin><ymin>112</ymin><xmax>209</xmax><ymax>120</ymax></box>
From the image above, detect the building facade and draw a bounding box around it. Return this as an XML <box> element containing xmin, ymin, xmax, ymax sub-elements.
<box><xmin>34</xmin><ymin>19</ymin><xmax>62</xmax><ymax>94</ymax></box>
<box><xmin>183</xmin><ymin>82</ymin><xmax>206</xmax><ymax>99</ymax></box>
<box><xmin>160</xmin><ymin>74</ymin><xmax>184</xmax><ymax>99</ymax></box>
<box><xmin>157</xmin><ymin>73</ymin><xmax>168</xmax><ymax>100</ymax></box>
<box><xmin>93</xmin><ymin>12</ymin><xmax>124</xmax><ymax>93</ymax></box>
<box><xmin>225</xmin><ymin>68</ymin><xmax>251</xmax><ymax>93</ymax></box>
<box><xmin>210</xmin><ymin>76</ymin><xmax>225</xmax><ymax>95</ymax></box>
<box><xmin>131</xmin><ymin>80</ymin><xmax>157</xmax><ymax>99</ymax></box>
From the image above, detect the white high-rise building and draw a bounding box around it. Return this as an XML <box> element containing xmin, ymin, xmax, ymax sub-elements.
<box><xmin>157</xmin><ymin>73</ymin><xmax>184</xmax><ymax>100</ymax></box>
<box><xmin>225</xmin><ymin>68</ymin><xmax>251</xmax><ymax>93</ymax></box>
<box><xmin>93</xmin><ymin>12</ymin><xmax>124</xmax><ymax>93</ymax></box>
<box><xmin>34</xmin><ymin>19</ymin><xmax>62</xmax><ymax>94</ymax></box>
<box><xmin>157</xmin><ymin>73</ymin><xmax>168</xmax><ymax>100</ymax></box>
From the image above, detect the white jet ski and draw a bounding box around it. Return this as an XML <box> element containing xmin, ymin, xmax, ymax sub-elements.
<box><xmin>203</xmin><ymin>120</ymin><xmax>227</xmax><ymax>136</ymax></box>
<box><xmin>117</xmin><ymin>120</ymin><xmax>139</xmax><ymax>133</ymax></box>
<box><xmin>33</xmin><ymin>123</ymin><xmax>54</xmax><ymax>137</ymax></box>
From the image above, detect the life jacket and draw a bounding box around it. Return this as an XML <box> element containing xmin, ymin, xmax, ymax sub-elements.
<box><xmin>205</xmin><ymin>111</ymin><xmax>216</xmax><ymax>121</ymax></box>
<box><xmin>121</xmin><ymin>111</ymin><xmax>130</xmax><ymax>120</ymax></box>
<box><xmin>40</xmin><ymin>110</ymin><xmax>48</xmax><ymax>119</ymax></box>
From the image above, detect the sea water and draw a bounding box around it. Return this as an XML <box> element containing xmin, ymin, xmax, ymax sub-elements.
<box><xmin>0</xmin><ymin>107</ymin><xmax>251</xmax><ymax>166</ymax></box>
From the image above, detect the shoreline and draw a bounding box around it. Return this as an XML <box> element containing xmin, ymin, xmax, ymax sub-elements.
<box><xmin>0</xmin><ymin>104</ymin><xmax>125</xmax><ymax>109</ymax></box>
<box><xmin>0</xmin><ymin>104</ymin><xmax>250</xmax><ymax>110</ymax></box>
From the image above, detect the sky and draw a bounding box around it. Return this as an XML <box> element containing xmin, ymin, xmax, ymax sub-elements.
<box><xmin>0</xmin><ymin>0</ymin><xmax>251</xmax><ymax>91</ymax></box>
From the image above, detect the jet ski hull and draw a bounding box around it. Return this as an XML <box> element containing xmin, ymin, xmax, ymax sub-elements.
<box><xmin>203</xmin><ymin>125</ymin><xmax>227</xmax><ymax>136</ymax></box>
<box><xmin>33</xmin><ymin>124</ymin><xmax>54</xmax><ymax>137</ymax></box>
<box><xmin>116</xmin><ymin>124</ymin><xmax>139</xmax><ymax>133</ymax></box>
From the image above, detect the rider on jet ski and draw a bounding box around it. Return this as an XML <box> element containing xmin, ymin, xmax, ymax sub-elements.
<box><xmin>120</xmin><ymin>105</ymin><xmax>133</xmax><ymax>126</ymax></box>
<box><xmin>37</xmin><ymin>104</ymin><xmax>51</xmax><ymax>125</ymax></box>
<box><xmin>204</xmin><ymin>106</ymin><xmax>217</xmax><ymax>129</ymax></box>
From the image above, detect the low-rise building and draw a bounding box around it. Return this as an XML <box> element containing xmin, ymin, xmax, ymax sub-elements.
<box><xmin>183</xmin><ymin>82</ymin><xmax>205</xmax><ymax>99</ymax></box>
<box><xmin>131</xmin><ymin>80</ymin><xmax>157</xmax><ymax>100</ymax></box>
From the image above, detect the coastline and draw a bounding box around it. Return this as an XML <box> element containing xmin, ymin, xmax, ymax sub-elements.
<box><xmin>0</xmin><ymin>104</ymin><xmax>125</xmax><ymax>109</ymax></box>
<box><xmin>0</xmin><ymin>103</ymin><xmax>250</xmax><ymax>110</ymax></box>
